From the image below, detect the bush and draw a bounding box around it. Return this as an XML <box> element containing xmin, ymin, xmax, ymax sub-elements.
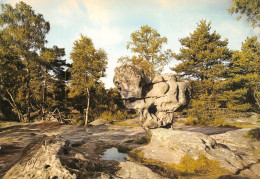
<box><xmin>134</xmin><ymin>135</ymin><xmax>151</xmax><ymax>144</ymax></box>
<box><xmin>70</xmin><ymin>114</ymin><xmax>85</xmax><ymax>126</ymax></box>
<box><xmin>98</xmin><ymin>110</ymin><xmax>134</xmax><ymax>122</ymax></box>
<box><xmin>246</xmin><ymin>128</ymin><xmax>260</xmax><ymax>140</ymax></box>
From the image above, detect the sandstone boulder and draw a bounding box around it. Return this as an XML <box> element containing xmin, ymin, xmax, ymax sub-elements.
<box><xmin>113</xmin><ymin>64</ymin><xmax>191</xmax><ymax>129</ymax></box>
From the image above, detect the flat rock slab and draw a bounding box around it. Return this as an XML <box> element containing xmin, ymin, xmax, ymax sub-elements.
<box><xmin>173</xmin><ymin>125</ymin><xmax>239</xmax><ymax>135</ymax></box>
<box><xmin>0</xmin><ymin>121</ymin><xmax>150</xmax><ymax>178</ymax></box>
<box><xmin>139</xmin><ymin>128</ymin><xmax>260</xmax><ymax>178</ymax></box>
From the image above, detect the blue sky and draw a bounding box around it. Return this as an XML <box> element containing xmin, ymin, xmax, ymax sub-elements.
<box><xmin>2</xmin><ymin>0</ymin><xmax>259</xmax><ymax>88</ymax></box>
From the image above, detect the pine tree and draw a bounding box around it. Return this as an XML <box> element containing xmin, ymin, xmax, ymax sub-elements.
<box><xmin>224</xmin><ymin>36</ymin><xmax>260</xmax><ymax>111</ymax></box>
<box><xmin>172</xmin><ymin>20</ymin><xmax>232</xmax><ymax>123</ymax></box>
<box><xmin>172</xmin><ymin>20</ymin><xmax>231</xmax><ymax>82</ymax></box>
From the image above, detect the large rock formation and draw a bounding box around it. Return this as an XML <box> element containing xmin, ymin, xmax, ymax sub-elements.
<box><xmin>113</xmin><ymin>64</ymin><xmax>191</xmax><ymax>129</ymax></box>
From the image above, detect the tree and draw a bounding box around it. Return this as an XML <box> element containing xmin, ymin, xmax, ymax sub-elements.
<box><xmin>118</xmin><ymin>25</ymin><xmax>173</xmax><ymax>78</ymax></box>
<box><xmin>0</xmin><ymin>2</ymin><xmax>50</xmax><ymax>120</ymax></box>
<box><xmin>172</xmin><ymin>20</ymin><xmax>232</xmax><ymax>123</ymax></box>
<box><xmin>39</xmin><ymin>46</ymin><xmax>68</xmax><ymax>113</ymax></box>
<box><xmin>0</xmin><ymin>30</ymin><xmax>25</xmax><ymax>121</ymax></box>
<box><xmin>69</xmin><ymin>35</ymin><xmax>107</xmax><ymax>126</ymax></box>
<box><xmin>228</xmin><ymin>0</ymin><xmax>260</xmax><ymax>27</ymax></box>
<box><xmin>172</xmin><ymin>20</ymin><xmax>231</xmax><ymax>82</ymax></box>
<box><xmin>224</xmin><ymin>36</ymin><xmax>260</xmax><ymax>111</ymax></box>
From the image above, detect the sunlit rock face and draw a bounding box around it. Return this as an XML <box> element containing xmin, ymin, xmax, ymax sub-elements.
<box><xmin>113</xmin><ymin>64</ymin><xmax>191</xmax><ymax>129</ymax></box>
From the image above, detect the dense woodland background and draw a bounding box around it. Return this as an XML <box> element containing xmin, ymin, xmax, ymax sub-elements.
<box><xmin>0</xmin><ymin>1</ymin><xmax>259</xmax><ymax>126</ymax></box>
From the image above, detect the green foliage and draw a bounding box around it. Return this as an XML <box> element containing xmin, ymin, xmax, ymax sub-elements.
<box><xmin>173</xmin><ymin>19</ymin><xmax>259</xmax><ymax>122</ymax></box>
<box><xmin>69</xmin><ymin>34</ymin><xmax>108</xmax><ymax>126</ymax></box>
<box><xmin>172</xmin><ymin>20</ymin><xmax>231</xmax><ymax>81</ymax></box>
<box><xmin>117</xmin><ymin>145</ymin><xmax>131</xmax><ymax>153</ymax></box>
<box><xmin>246</xmin><ymin>128</ymin><xmax>260</xmax><ymax>140</ymax></box>
<box><xmin>70</xmin><ymin>114</ymin><xmax>85</xmax><ymax>126</ymax></box>
<box><xmin>0</xmin><ymin>2</ymin><xmax>53</xmax><ymax>121</ymax></box>
<box><xmin>134</xmin><ymin>135</ymin><xmax>151</xmax><ymax>144</ymax></box>
<box><xmin>0</xmin><ymin>2</ymin><xmax>69</xmax><ymax>122</ymax></box>
<box><xmin>118</xmin><ymin>25</ymin><xmax>173</xmax><ymax>78</ymax></box>
<box><xmin>225</xmin><ymin>36</ymin><xmax>260</xmax><ymax>111</ymax></box>
<box><xmin>228</xmin><ymin>0</ymin><xmax>260</xmax><ymax>27</ymax></box>
<box><xmin>98</xmin><ymin>110</ymin><xmax>129</xmax><ymax>122</ymax></box>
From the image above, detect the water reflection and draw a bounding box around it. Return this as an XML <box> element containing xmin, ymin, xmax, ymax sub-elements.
<box><xmin>101</xmin><ymin>147</ymin><xmax>128</xmax><ymax>162</ymax></box>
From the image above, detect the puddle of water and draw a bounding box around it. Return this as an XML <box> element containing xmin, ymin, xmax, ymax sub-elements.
<box><xmin>101</xmin><ymin>147</ymin><xmax>128</xmax><ymax>162</ymax></box>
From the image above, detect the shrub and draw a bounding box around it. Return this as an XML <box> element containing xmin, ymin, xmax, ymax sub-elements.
<box><xmin>117</xmin><ymin>145</ymin><xmax>131</xmax><ymax>153</ymax></box>
<box><xmin>134</xmin><ymin>135</ymin><xmax>151</xmax><ymax>144</ymax></box>
<box><xmin>70</xmin><ymin>114</ymin><xmax>85</xmax><ymax>126</ymax></box>
<box><xmin>246</xmin><ymin>128</ymin><xmax>260</xmax><ymax>140</ymax></box>
<box><xmin>98</xmin><ymin>110</ymin><xmax>133</xmax><ymax>122</ymax></box>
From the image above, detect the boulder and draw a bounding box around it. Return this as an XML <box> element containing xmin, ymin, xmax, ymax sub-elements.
<box><xmin>113</xmin><ymin>64</ymin><xmax>191</xmax><ymax>129</ymax></box>
<box><xmin>140</xmin><ymin>129</ymin><xmax>247</xmax><ymax>173</ymax></box>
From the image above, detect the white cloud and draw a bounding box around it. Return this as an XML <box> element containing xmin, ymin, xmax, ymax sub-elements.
<box><xmin>81</xmin><ymin>0</ymin><xmax>115</xmax><ymax>25</ymax></box>
<box><xmin>82</xmin><ymin>25</ymin><xmax>123</xmax><ymax>49</ymax></box>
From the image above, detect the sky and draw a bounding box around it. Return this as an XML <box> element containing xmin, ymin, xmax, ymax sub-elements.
<box><xmin>1</xmin><ymin>0</ymin><xmax>259</xmax><ymax>88</ymax></box>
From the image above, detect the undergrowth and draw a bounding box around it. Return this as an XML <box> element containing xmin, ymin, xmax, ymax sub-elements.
<box><xmin>112</xmin><ymin>121</ymin><xmax>139</xmax><ymax>127</ymax></box>
<box><xmin>184</xmin><ymin>110</ymin><xmax>257</xmax><ymax>128</ymax></box>
<box><xmin>134</xmin><ymin>135</ymin><xmax>151</xmax><ymax>144</ymax></box>
<box><xmin>245</xmin><ymin>128</ymin><xmax>260</xmax><ymax>140</ymax></box>
<box><xmin>98</xmin><ymin>111</ymin><xmax>130</xmax><ymax>122</ymax></box>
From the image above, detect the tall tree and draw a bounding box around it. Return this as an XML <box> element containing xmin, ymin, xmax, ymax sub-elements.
<box><xmin>69</xmin><ymin>35</ymin><xmax>107</xmax><ymax>126</ymax></box>
<box><xmin>118</xmin><ymin>25</ymin><xmax>173</xmax><ymax>78</ymax></box>
<box><xmin>0</xmin><ymin>30</ymin><xmax>24</xmax><ymax>121</ymax></box>
<box><xmin>39</xmin><ymin>46</ymin><xmax>67</xmax><ymax>113</ymax></box>
<box><xmin>172</xmin><ymin>20</ymin><xmax>231</xmax><ymax>82</ymax></box>
<box><xmin>0</xmin><ymin>2</ymin><xmax>50</xmax><ymax>120</ymax></box>
<box><xmin>224</xmin><ymin>36</ymin><xmax>260</xmax><ymax>111</ymax></box>
<box><xmin>172</xmin><ymin>20</ymin><xmax>232</xmax><ymax>122</ymax></box>
<box><xmin>228</xmin><ymin>0</ymin><xmax>260</xmax><ymax>27</ymax></box>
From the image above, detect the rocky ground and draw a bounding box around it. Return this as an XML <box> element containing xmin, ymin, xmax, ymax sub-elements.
<box><xmin>0</xmin><ymin>114</ymin><xmax>259</xmax><ymax>179</ymax></box>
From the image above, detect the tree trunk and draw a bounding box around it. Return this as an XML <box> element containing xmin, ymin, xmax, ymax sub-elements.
<box><xmin>42</xmin><ymin>69</ymin><xmax>47</xmax><ymax>120</ymax></box>
<box><xmin>26</xmin><ymin>66</ymin><xmax>31</xmax><ymax>122</ymax></box>
<box><xmin>85</xmin><ymin>88</ymin><xmax>90</xmax><ymax>127</ymax></box>
<box><xmin>1</xmin><ymin>90</ymin><xmax>23</xmax><ymax>122</ymax></box>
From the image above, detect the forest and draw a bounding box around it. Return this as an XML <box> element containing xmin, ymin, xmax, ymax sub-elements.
<box><xmin>0</xmin><ymin>1</ymin><xmax>259</xmax><ymax>127</ymax></box>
